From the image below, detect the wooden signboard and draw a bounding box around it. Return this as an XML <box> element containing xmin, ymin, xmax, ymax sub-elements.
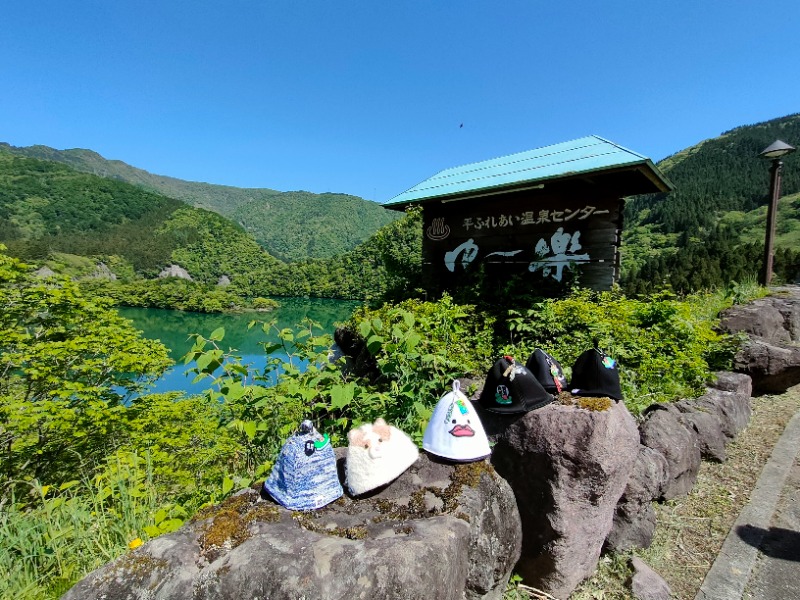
<box><xmin>421</xmin><ymin>189</ymin><xmax>621</xmax><ymax>292</ymax></box>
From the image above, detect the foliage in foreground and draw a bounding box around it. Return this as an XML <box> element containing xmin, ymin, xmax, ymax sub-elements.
<box><xmin>504</xmin><ymin>288</ymin><xmax>741</xmax><ymax>414</ymax></box>
<box><xmin>1</xmin><ymin>238</ymin><xmax>750</xmax><ymax>598</ymax></box>
<box><xmin>0</xmin><ymin>247</ymin><xmax>246</xmax><ymax>598</ymax></box>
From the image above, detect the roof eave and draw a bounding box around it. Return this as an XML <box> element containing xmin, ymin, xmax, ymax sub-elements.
<box><xmin>384</xmin><ymin>159</ymin><xmax>673</xmax><ymax>211</ymax></box>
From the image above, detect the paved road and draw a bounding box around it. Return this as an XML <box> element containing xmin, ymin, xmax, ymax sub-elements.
<box><xmin>696</xmin><ymin>411</ymin><xmax>800</xmax><ymax>600</ymax></box>
<box><xmin>743</xmin><ymin>456</ymin><xmax>800</xmax><ymax>599</ymax></box>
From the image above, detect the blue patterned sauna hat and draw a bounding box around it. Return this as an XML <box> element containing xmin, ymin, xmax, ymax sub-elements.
<box><xmin>263</xmin><ymin>420</ymin><xmax>343</xmax><ymax>510</ymax></box>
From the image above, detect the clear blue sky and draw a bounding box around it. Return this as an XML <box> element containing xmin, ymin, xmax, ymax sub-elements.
<box><xmin>2</xmin><ymin>1</ymin><xmax>798</xmax><ymax>203</ymax></box>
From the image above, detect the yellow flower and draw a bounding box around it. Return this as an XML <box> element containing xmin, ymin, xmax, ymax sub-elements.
<box><xmin>128</xmin><ymin>538</ymin><xmax>143</xmax><ymax>550</ymax></box>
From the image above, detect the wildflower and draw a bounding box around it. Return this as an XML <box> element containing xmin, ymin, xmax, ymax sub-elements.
<box><xmin>128</xmin><ymin>537</ymin><xmax>143</xmax><ymax>549</ymax></box>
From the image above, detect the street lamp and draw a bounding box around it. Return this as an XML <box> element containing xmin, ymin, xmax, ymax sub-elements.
<box><xmin>759</xmin><ymin>139</ymin><xmax>796</xmax><ymax>286</ymax></box>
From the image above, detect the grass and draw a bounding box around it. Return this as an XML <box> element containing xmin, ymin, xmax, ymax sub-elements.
<box><xmin>0</xmin><ymin>452</ymin><xmax>179</xmax><ymax>600</ymax></box>
<box><xmin>505</xmin><ymin>385</ymin><xmax>800</xmax><ymax>600</ymax></box>
<box><xmin>635</xmin><ymin>386</ymin><xmax>800</xmax><ymax>599</ymax></box>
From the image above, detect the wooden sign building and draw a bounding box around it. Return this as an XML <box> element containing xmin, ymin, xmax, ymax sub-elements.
<box><xmin>385</xmin><ymin>136</ymin><xmax>672</xmax><ymax>294</ymax></box>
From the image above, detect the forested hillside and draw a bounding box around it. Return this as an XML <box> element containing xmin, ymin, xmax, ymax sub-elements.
<box><xmin>0</xmin><ymin>150</ymin><xmax>281</xmax><ymax>284</ymax></box>
<box><xmin>621</xmin><ymin>113</ymin><xmax>800</xmax><ymax>293</ymax></box>
<box><xmin>0</xmin><ymin>147</ymin><xmax>423</xmax><ymax>308</ymax></box>
<box><xmin>229</xmin><ymin>191</ymin><xmax>399</xmax><ymax>262</ymax></box>
<box><xmin>0</xmin><ymin>142</ymin><xmax>398</xmax><ymax>261</ymax></box>
<box><xmin>4</xmin><ymin>113</ymin><xmax>799</xmax><ymax>305</ymax></box>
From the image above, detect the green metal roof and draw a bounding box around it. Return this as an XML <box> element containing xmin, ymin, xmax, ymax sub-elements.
<box><xmin>385</xmin><ymin>135</ymin><xmax>672</xmax><ymax>207</ymax></box>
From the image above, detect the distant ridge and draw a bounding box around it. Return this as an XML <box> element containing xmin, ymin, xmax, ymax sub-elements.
<box><xmin>0</xmin><ymin>142</ymin><xmax>398</xmax><ymax>262</ymax></box>
<box><xmin>625</xmin><ymin>113</ymin><xmax>800</xmax><ymax>233</ymax></box>
<box><xmin>0</xmin><ymin>149</ymin><xmax>281</xmax><ymax>284</ymax></box>
<box><xmin>621</xmin><ymin>112</ymin><xmax>800</xmax><ymax>293</ymax></box>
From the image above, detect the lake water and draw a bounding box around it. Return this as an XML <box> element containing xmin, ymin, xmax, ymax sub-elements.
<box><xmin>118</xmin><ymin>298</ymin><xmax>360</xmax><ymax>396</ymax></box>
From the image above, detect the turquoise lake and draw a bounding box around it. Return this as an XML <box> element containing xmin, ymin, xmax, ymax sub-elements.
<box><xmin>118</xmin><ymin>298</ymin><xmax>360</xmax><ymax>396</ymax></box>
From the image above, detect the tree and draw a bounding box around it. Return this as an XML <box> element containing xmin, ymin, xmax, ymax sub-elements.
<box><xmin>0</xmin><ymin>245</ymin><xmax>172</xmax><ymax>484</ymax></box>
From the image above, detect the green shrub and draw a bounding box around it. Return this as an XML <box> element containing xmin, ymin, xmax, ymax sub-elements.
<box><xmin>505</xmin><ymin>288</ymin><xmax>740</xmax><ymax>413</ymax></box>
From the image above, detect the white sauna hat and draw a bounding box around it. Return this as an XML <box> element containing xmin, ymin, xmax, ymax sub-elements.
<box><xmin>423</xmin><ymin>381</ymin><xmax>491</xmax><ymax>462</ymax></box>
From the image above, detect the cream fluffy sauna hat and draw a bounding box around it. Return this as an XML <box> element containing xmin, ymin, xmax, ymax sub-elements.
<box><xmin>345</xmin><ymin>418</ymin><xmax>419</xmax><ymax>496</ymax></box>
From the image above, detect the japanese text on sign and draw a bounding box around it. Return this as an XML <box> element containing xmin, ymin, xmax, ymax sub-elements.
<box><xmin>462</xmin><ymin>206</ymin><xmax>609</xmax><ymax>232</ymax></box>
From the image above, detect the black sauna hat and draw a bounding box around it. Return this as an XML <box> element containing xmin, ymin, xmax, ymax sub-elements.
<box><xmin>478</xmin><ymin>355</ymin><xmax>554</xmax><ymax>414</ymax></box>
<box><xmin>525</xmin><ymin>349</ymin><xmax>568</xmax><ymax>395</ymax></box>
<box><xmin>570</xmin><ymin>347</ymin><xmax>623</xmax><ymax>401</ymax></box>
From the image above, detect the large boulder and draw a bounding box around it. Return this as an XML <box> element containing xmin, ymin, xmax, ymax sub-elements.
<box><xmin>605</xmin><ymin>445</ymin><xmax>669</xmax><ymax>552</ymax></box>
<box><xmin>489</xmin><ymin>400</ymin><xmax>639</xmax><ymax>599</ymax></box>
<box><xmin>614</xmin><ymin>372</ymin><xmax>753</xmax><ymax>548</ymax></box>
<box><xmin>690</xmin><ymin>388</ymin><xmax>751</xmax><ymax>440</ymax></box>
<box><xmin>732</xmin><ymin>336</ymin><xmax>800</xmax><ymax>395</ymax></box>
<box><xmin>719</xmin><ymin>289</ymin><xmax>800</xmax><ymax>343</ymax></box>
<box><xmin>711</xmin><ymin>371</ymin><xmax>753</xmax><ymax>397</ymax></box>
<box><xmin>770</xmin><ymin>291</ymin><xmax>800</xmax><ymax>341</ymax></box>
<box><xmin>639</xmin><ymin>405</ymin><xmax>701</xmax><ymax>500</ymax></box>
<box><xmin>719</xmin><ymin>299</ymin><xmax>792</xmax><ymax>343</ymax></box>
<box><xmin>719</xmin><ymin>290</ymin><xmax>800</xmax><ymax>394</ymax></box>
<box><xmin>671</xmin><ymin>398</ymin><xmax>728</xmax><ymax>462</ymax></box>
<box><xmin>63</xmin><ymin>452</ymin><xmax>521</xmax><ymax>600</ymax></box>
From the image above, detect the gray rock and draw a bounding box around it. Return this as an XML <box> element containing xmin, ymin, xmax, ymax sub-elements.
<box><xmin>629</xmin><ymin>556</ymin><xmax>672</xmax><ymax>600</ymax></box>
<box><xmin>717</xmin><ymin>289</ymin><xmax>800</xmax><ymax>395</ymax></box>
<box><xmin>691</xmin><ymin>388</ymin><xmax>751</xmax><ymax>440</ymax></box>
<box><xmin>33</xmin><ymin>265</ymin><xmax>56</xmax><ymax>278</ymax></box>
<box><xmin>719</xmin><ymin>300</ymin><xmax>791</xmax><ymax>343</ymax></box>
<box><xmin>95</xmin><ymin>262</ymin><xmax>117</xmax><ymax>280</ymax></box>
<box><xmin>672</xmin><ymin>399</ymin><xmax>728</xmax><ymax>462</ymax></box>
<box><xmin>769</xmin><ymin>292</ymin><xmax>800</xmax><ymax>342</ymax></box>
<box><xmin>733</xmin><ymin>336</ymin><xmax>800</xmax><ymax>395</ymax></box>
<box><xmin>606</xmin><ymin>445</ymin><xmax>669</xmax><ymax>551</ymax></box>
<box><xmin>490</xmin><ymin>400</ymin><xmax>639</xmax><ymax>599</ymax></box>
<box><xmin>639</xmin><ymin>405</ymin><xmax>701</xmax><ymax>500</ymax></box>
<box><xmin>158</xmin><ymin>264</ymin><xmax>193</xmax><ymax>281</ymax></box>
<box><xmin>711</xmin><ymin>371</ymin><xmax>753</xmax><ymax>397</ymax></box>
<box><xmin>63</xmin><ymin>453</ymin><xmax>521</xmax><ymax>600</ymax></box>
<box><xmin>216</xmin><ymin>274</ymin><xmax>231</xmax><ymax>286</ymax></box>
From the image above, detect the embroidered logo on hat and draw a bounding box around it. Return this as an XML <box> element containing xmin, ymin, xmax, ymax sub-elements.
<box><xmin>479</xmin><ymin>356</ymin><xmax>554</xmax><ymax>414</ymax></box>
<box><xmin>263</xmin><ymin>420</ymin><xmax>343</xmax><ymax>510</ymax></box>
<box><xmin>570</xmin><ymin>347</ymin><xmax>623</xmax><ymax>401</ymax></box>
<box><xmin>423</xmin><ymin>381</ymin><xmax>491</xmax><ymax>462</ymax></box>
<box><xmin>525</xmin><ymin>348</ymin><xmax>568</xmax><ymax>394</ymax></box>
<box><xmin>345</xmin><ymin>418</ymin><xmax>419</xmax><ymax>496</ymax></box>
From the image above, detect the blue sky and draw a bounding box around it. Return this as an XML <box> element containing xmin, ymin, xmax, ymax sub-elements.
<box><xmin>2</xmin><ymin>1</ymin><xmax>799</xmax><ymax>202</ymax></box>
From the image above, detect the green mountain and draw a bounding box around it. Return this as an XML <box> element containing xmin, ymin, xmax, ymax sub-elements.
<box><xmin>0</xmin><ymin>142</ymin><xmax>398</xmax><ymax>262</ymax></box>
<box><xmin>0</xmin><ymin>149</ymin><xmax>281</xmax><ymax>284</ymax></box>
<box><xmin>621</xmin><ymin>113</ymin><xmax>800</xmax><ymax>293</ymax></box>
<box><xmin>625</xmin><ymin>113</ymin><xmax>800</xmax><ymax>233</ymax></box>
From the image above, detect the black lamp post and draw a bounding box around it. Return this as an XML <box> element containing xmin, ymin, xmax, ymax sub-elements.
<box><xmin>759</xmin><ymin>140</ymin><xmax>796</xmax><ymax>286</ymax></box>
